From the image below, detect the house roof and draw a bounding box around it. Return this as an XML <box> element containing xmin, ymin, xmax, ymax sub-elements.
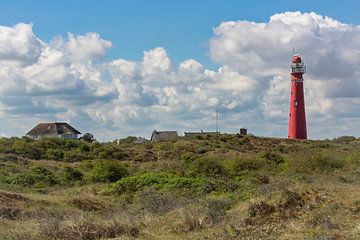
<box><xmin>26</xmin><ymin>122</ymin><xmax>81</xmax><ymax>136</ymax></box>
<box><xmin>151</xmin><ymin>130</ymin><xmax>178</xmax><ymax>141</ymax></box>
<box><xmin>184</xmin><ymin>131</ymin><xmax>219</xmax><ymax>136</ymax></box>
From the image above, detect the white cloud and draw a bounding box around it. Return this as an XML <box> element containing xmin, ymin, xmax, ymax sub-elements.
<box><xmin>209</xmin><ymin>11</ymin><xmax>360</xmax><ymax>138</ymax></box>
<box><xmin>0</xmin><ymin>23</ymin><xmax>43</xmax><ymax>67</ymax></box>
<box><xmin>1</xmin><ymin>12</ymin><xmax>360</xmax><ymax>140</ymax></box>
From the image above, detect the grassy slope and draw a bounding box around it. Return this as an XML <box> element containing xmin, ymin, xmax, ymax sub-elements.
<box><xmin>1</xmin><ymin>135</ymin><xmax>360</xmax><ymax>239</ymax></box>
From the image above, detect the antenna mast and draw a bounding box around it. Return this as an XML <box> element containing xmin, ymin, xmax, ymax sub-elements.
<box><xmin>216</xmin><ymin>110</ymin><xmax>219</xmax><ymax>133</ymax></box>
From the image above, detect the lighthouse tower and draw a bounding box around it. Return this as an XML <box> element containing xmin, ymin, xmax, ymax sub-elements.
<box><xmin>288</xmin><ymin>55</ymin><xmax>307</xmax><ymax>139</ymax></box>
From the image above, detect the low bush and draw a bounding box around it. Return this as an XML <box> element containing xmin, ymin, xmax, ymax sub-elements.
<box><xmin>61</xmin><ymin>166</ymin><xmax>83</xmax><ymax>182</ymax></box>
<box><xmin>11</xmin><ymin>139</ymin><xmax>43</xmax><ymax>159</ymax></box>
<box><xmin>284</xmin><ymin>153</ymin><xmax>346</xmax><ymax>175</ymax></box>
<box><xmin>248</xmin><ymin>201</ymin><xmax>275</xmax><ymax>218</ymax></box>
<box><xmin>9</xmin><ymin>166</ymin><xmax>57</xmax><ymax>187</ymax></box>
<box><xmin>63</xmin><ymin>150</ymin><xmax>87</xmax><ymax>162</ymax></box>
<box><xmin>92</xmin><ymin>145</ymin><xmax>128</xmax><ymax>160</ymax></box>
<box><xmin>262</xmin><ymin>152</ymin><xmax>284</xmax><ymax>164</ymax></box>
<box><xmin>230</xmin><ymin>157</ymin><xmax>267</xmax><ymax>176</ymax></box>
<box><xmin>45</xmin><ymin>149</ymin><xmax>64</xmax><ymax>161</ymax></box>
<box><xmin>113</xmin><ymin>172</ymin><xmax>205</xmax><ymax>194</ymax></box>
<box><xmin>185</xmin><ymin>157</ymin><xmax>227</xmax><ymax>177</ymax></box>
<box><xmin>332</xmin><ymin>136</ymin><xmax>356</xmax><ymax>144</ymax></box>
<box><xmin>136</xmin><ymin>189</ymin><xmax>176</xmax><ymax>214</ymax></box>
<box><xmin>200</xmin><ymin>178</ymin><xmax>238</xmax><ymax>194</ymax></box>
<box><xmin>91</xmin><ymin>161</ymin><xmax>128</xmax><ymax>183</ymax></box>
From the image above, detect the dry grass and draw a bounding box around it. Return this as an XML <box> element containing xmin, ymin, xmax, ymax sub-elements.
<box><xmin>1</xmin><ymin>136</ymin><xmax>360</xmax><ymax>239</ymax></box>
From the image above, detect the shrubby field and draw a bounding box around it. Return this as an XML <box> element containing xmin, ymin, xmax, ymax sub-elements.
<box><xmin>0</xmin><ymin>134</ymin><xmax>360</xmax><ymax>239</ymax></box>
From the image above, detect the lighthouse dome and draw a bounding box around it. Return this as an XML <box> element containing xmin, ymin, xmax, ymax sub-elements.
<box><xmin>292</xmin><ymin>55</ymin><xmax>302</xmax><ymax>63</ymax></box>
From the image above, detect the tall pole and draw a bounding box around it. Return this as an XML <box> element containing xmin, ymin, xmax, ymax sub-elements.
<box><xmin>216</xmin><ymin>110</ymin><xmax>219</xmax><ymax>133</ymax></box>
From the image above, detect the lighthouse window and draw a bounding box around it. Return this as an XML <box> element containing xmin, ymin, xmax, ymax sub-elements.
<box><xmin>293</xmin><ymin>101</ymin><xmax>298</xmax><ymax>107</ymax></box>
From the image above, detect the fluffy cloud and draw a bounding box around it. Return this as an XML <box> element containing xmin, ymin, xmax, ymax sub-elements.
<box><xmin>0</xmin><ymin>24</ymin><xmax>116</xmax><ymax>122</ymax></box>
<box><xmin>0</xmin><ymin>23</ymin><xmax>42</xmax><ymax>66</ymax></box>
<box><xmin>210</xmin><ymin>11</ymin><xmax>360</xmax><ymax>138</ymax></box>
<box><xmin>1</xmin><ymin>12</ymin><xmax>360</xmax><ymax>140</ymax></box>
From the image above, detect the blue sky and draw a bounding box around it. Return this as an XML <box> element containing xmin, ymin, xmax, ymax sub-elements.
<box><xmin>1</xmin><ymin>1</ymin><xmax>360</xmax><ymax>140</ymax></box>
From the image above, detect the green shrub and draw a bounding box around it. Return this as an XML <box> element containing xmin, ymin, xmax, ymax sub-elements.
<box><xmin>9</xmin><ymin>166</ymin><xmax>57</xmax><ymax>187</ymax></box>
<box><xmin>61</xmin><ymin>166</ymin><xmax>83</xmax><ymax>182</ymax></box>
<box><xmin>181</xmin><ymin>152</ymin><xmax>198</xmax><ymax>162</ymax></box>
<box><xmin>200</xmin><ymin>178</ymin><xmax>238</xmax><ymax>194</ymax></box>
<box><xmin>113</xmin><ymin>172</ymin><xmax>205</xmax><ymax>194</ymax></box>
<box><xmin>92</xmin><ymin>145</ymin><xmax>128</xmax><ymax>160</ymax></box>
<box><xmin>11</xmin><ymin>139</ymin><xmax>43</xmax><ymax>159</ymax></box>
<box><xmin>45</xmin><ymin>149</ymin><xmax>64</xmax><ymax>161</ymax></box>
<box><xmin>8</xmin><ymin>173</ymin><xmax>35</xmax><ymax>186</ymax></box>
<box><xmin>230</xmin><ymin>157</ymin><xmax>267</xmax><ymax>176</ymax></box>
<box><xmin>91</xmin><ymin>161</ymin><xmax>128</xmax><ymax>183</ymax></box>
<box><xmin>332</xmin><ymin>136</ymin><xmax>356</xmax><ymax>143</ymax></box>
<box><xmin>29</xmin><ymin>166</ymin><xmax>57</xmax><ymax>186</ymax></box>
<box><xmin>186</xmin><ymin>157</ymin><xmax>227</xmax><ymax>177</ymax></box>
<box><xmin>262</xmin><ymin>152</ymin><xmax>284</xmax><ymax>164</ymax></box>
<box><xmin>116</xmin><ymin>136</ymin><xmax>137</xmax><ymax>144</ymax></box>
<box><xmin>63</xmin><ymin>150</ymin><xmax>87</xmax><ymax>162</ymax></box>
<box><xmin>284</xmin><ymin>153</ymin><xmax>346</xmax><ymax>175</ymax></box>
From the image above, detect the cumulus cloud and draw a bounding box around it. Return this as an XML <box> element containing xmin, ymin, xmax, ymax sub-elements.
<box><xmin>0</xmin><ymin>23</ymin><xmax>116</xmax><ymax>119</ymax></box>
<box><xmin>1</xmin><ymin>12</ymin><xmax>360</xmax><ymax>140</ymax></box>
<box><xmin>0</xmin><ymin>23</ymin><xmax>43</xmax><ymax>67</ymax></box>
<box><xmin>209</xmin><ymin>11</ymin><xmax>360</xmax><ymax>138</ymax></box>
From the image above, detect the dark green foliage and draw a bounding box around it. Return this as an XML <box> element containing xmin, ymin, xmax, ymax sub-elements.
<box><xmin>200</xmin><ymin>178</ymin><xmax>238</xmax><ymax>194</ymax></box>
<box><xmin>81</xmin><ymin>133</ymin><xmax>96</xmax><ymax>143</ymax></box>
<box><xmin>181</xmin><ymin>152</ymin><xmax>198</xmax><ymax>162</ymax></box>
<box><xmin>113</xmin><ymin>172</ymin><xmax>205</xmax><ymax>193</ymax></box>
<box><xmin>92</xmin><ymin>145</ymin><xmax>128</xmax><ymax>160</ymax></box>
<box><xmin>262</xmin><ymin>152</ymin><xmax>284</xmax><ymax>164</ymax></box>
<box><xmin>11</xmin><ymin>138</ymin><xmax>43</xmax><ymax>159</ymax></box>
<box><xmin>230</xmin><ymin>157</ymin><xmax>267</xmax><ymax>175</ymax></box>
<box><xmin>284</xmin><ymin>153</ymin><xmax>346</xmax><ymax>175</ymax></box>
<box><xmin>9</xmin><ymin>166</ymin><xmax>57</xmax><ymax>187</ymax></box>
<box><xmin>186</xmin><ymin>157</ymin><xmax>227</xmax><ymax>177</ymax></box>
<box><xmin>0</xmin><ymin>137</ymin><xmax>129</xmax><ymax>162</ymax></box>
<box><xmin>63</xmin><ymin>150</ymin><xmax>87</xmax><ymax>162</ymax></box>
<box><xmin>28</xmin><ymin>166</ymin><xmax>57</xmax><ymax>186</ymax></box>
<box><xmin>45</xmin><ymin>149</ymin><xmax>64</xmax><ymax>161</ymax></box>
<box><xmin>332</xmin><ymin>136</ymin><xmax>356</xmax><ymax>143</ymax></box>
<box><xmin>116</xmin><ymin>136</ymin><xmax>137</xmax><ymax>144</ymax></box>
<box><xmin>91</xmin><ymin>161</ymin><xmax>129</xmax><ymax>183</ymax></box>
<box><xmin>61</xmin><ymin>166</ymin><xmax>83</xmax><ymax>182</ymax></box>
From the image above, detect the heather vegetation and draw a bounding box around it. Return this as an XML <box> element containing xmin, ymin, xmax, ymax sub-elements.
<box><xmin>1</xmin><ymin>135</ymin><xmax>360</xmax><ymax>239</ymax></box>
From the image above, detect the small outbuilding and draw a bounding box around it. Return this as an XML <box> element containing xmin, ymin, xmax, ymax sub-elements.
<box><xmin>150</xmin><ymin>130</ymin><xmax>178</xmax><ymax>142</ymax></box>
<box><xmin>240</xmin><ymin>128</ymin><xmax>248</xmax><ymax>135</ymax></box>
<box><xmin>183</xmin><ymin>130</ymin><xmax>219</xmax><ymax>137</ymax></box>
<box><xmin>26</xmin><ymin>122</ymin><xmax>81</xmax><ymax>140</ymax></box>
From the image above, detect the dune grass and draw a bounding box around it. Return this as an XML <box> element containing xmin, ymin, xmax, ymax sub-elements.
<box><xmin>0</xmin><ymin>135</ymin><xmax>360</xmax><ymax>239</ymax></box>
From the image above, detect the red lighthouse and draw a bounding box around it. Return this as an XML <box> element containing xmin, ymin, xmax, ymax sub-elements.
<box><xmin>288</xmin><ymin>54</ymin><xmax>307</xmax><ymax>139</ymax></box>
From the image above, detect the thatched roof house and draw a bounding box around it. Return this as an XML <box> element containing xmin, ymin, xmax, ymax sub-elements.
<box><xmin>150</xmin><ymin>130</ymin><xmax>178</xmax><ymax>142</ymax></box>
<box><xmin>26</xmin><ymin>122</ymin><xmax>81</xmax><ymax>140</ymax></box>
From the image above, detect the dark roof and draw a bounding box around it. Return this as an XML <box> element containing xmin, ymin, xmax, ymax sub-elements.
<box><xmin>184</xmin><ymin>131</ymin><xmax>219</xmax><ymax>136</ymax></box>
<box><xmin>26</xmin><ymin>122</ymin><xmax>81</xmax><ymax>136</ymax></box>
<box><xmin>151</xmin><ymin>130</ymin><xmax>178</xmax><ymax>141</ymax></box>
